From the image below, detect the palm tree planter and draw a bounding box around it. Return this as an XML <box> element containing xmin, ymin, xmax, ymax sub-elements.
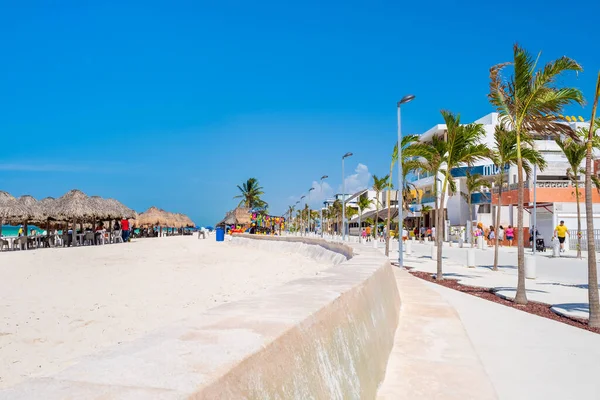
<box><xmin>489</xmin><ymin>44</ymin><xmax>583</xmax><ymax>304</ymax></box>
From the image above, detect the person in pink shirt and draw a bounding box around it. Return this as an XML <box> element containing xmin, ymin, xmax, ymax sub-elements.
<box><xmin>505</xmin><ymin>225</ymin><xmax>514</xmax><ymax>247</ymax></box>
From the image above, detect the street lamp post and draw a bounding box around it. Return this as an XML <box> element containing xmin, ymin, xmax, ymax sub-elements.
<box><xmin>397</xmin><ymin>94</ymin><xmax>415</xmax><ymax>268</ymax></box>
<box><xmin>300</xmin><ymin>196</ymin><xmax>306</xmax><ymax>235</ymax></box>
<box><xmin>342</xmin><ymin>152</ymin><xmax>353</xmax><ymax>240</ymax></box>
<box><xmin>308</xmin><ymin>187</ymin><xmax>315</xmax><ymax>235</ymax></box>
<box><xmin>532</xmin><ymin>165</ymin><xmax>537</xmax><ymax>255</ymax></box>
<box><xmin>295</xmin><ymin>200</ymin><xmax>301</xmax><ymax>235</ymax></box>
<box><xmin>320</xmin><ymin>175</ymin><xmax>328</xmax><ymax>238</ymax></box>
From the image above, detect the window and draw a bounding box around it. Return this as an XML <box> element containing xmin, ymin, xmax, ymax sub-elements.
<box><xmin>478</xmin><ymin>204</ymin><xmax>491</xmax><ymax>214</ymax></box>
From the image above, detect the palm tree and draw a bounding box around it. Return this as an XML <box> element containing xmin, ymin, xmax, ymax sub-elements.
<box><xmin>331</xmin><ymin>199</ymin><xmax>342</xmax><ymax>235</ymax></box>
<box><xmin>555</xmin><ymin>128</ymin><xmax>600</xmax><ymax>258</ymax></box>
<box><xmin>434</xmin><ymin>111</ymin><xmax>489</xmax><ymax>279</ymax></box>
<box><xmin>489</xmin><ymin>44</ymin><xmax>584</xmax><ymax>304</ymax></box>
<box><xmin>357</xmin><ymin>195</ymin><xmax>373</xmax><ymax>242</ymax></box>
<box><xmin>234</xmin><ymin>178</ymin><xmax>266</xmax><ymax>209</ymax></box>
<box><xmin>372</xmin><ymin>174</ymin><xmax>390</xmax><ymax>240</ymax></box>
<box><xmin>287</xmin><ymin>205</ymin><xmax>295</xmax><ymax>232</ymax></box>
<box><xmin>385</xmin><ymin>135</ymin><xmax>423</xmax><ymax>256</ymax></box>
<box><xmin>584</xmin><ymin>72</ymin><xmax>600</xmax><ymax>327</ymax></box>
<box><xmin>410</xmin><ymin>112</ymin><xmax>488</xmax><ymax>279</ymax></box>
<box><xmin>490</xmin><ymin>125</ymin><xmax>546</xmax><ymax>271</ymax></box>
<box><xmin>461</xmin><ymin>170</ymin><xmax>491</xmax><ymax>245</ymax></box>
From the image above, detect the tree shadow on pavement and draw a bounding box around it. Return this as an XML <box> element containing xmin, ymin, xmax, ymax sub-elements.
<box><xmin>537</xmin><ymin>282</ymin><xmax>600</xmax><ymax>290</ymax></box>
<box><xmin>492</xmin><ymin>286</ymin><xmax>549</xmax><ymax>294</ymax></box>
<box><xmin>552</xmin><ymin>303</ymin><xmax>590</xmax><ymax>314</ymax></box>
<box><xmin>479</xmin><ymin>264</ymin><xmax>517</xmax><ymax>271</ymax></box>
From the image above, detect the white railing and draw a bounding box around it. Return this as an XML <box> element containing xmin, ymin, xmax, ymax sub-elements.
<box><xmin>568</xmin><ymin>229</ymin><xmax>600</xmax><ymax>252</ymax></box>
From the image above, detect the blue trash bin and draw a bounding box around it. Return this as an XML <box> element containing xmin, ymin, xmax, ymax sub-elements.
<box><xmin>216</xmin><ymin>227</ymin><xmax>225</xmax><ymax>242</ymax></box>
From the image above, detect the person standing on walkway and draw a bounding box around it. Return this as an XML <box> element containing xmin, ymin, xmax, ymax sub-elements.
<box><xmin>554</xmin><ymin>220</ymin><xmax>569</xmax><ymax>253</ymax></box>
<box><xmin>497</xmin><ymin>226</ymin><xmax>505</xmax><ymax>247</ymax></box>
<box><xmin>121</xmin><ymin>218</ymin><xmax>130</xmax><ymax>243</ymax></box>
<box><xmin>505</xmin><ymin>225</ymin><xmax>514</xmax><ymax>247</ymax></box>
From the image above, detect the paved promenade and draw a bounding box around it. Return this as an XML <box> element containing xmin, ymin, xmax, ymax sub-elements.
<box><xmin>369</xmin><ymin>242</ymin><xmax>600</xmax><ymax>399</ymax></box>
<box><xmin>379</xmin><ymin>239</ymin><xmax>599</xmax><ymax>320</ymax></box>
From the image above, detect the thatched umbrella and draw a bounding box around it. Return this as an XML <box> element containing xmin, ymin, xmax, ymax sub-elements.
<box><xmin>54</xmin><ymin>189</ymin><xmax>94</xmax><ymax>221</ymax></box>
<box><xmin>105</xmin><ymin>198</ymin><xmax>136</xmax><ymax>219</ymax></box>
<box><xmin>11</xmin><ymin>195</ymin><xmax>46</xmax><ymax>236</ymax></box>
<box><xmin>0</xmin><ymin>191</ymin><xmax>21</xmax><ymax>237</ymax></box>
<box><xmin>137</xmin><ymin>206</ymin><xmax>170</xmax><ymax>227</ymax></box>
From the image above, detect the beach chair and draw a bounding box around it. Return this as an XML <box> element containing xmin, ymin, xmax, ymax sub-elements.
<box><xmin>113</xmin><ymin>230</ymin><xmax>124</xmax><ymax>243</ymax></box>
<box><xmin>14</xmin><ymin>236</ymin><xmax>27</xmax><ymax>250</ymax></box>
<box><xmin>0</xmin><ymin>238</ymin><xmax>9</xmax><ymax>251</ymax></box>
<box><xmin>83</xmin><ymin>232</ymin><xmax>95</xmax><ymax>246</ymax></box>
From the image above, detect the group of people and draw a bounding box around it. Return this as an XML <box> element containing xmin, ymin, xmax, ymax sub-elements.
<box><xmin>471</xmin><ymin>220</ymin><xmax>570</xmax><ymax>252</ymax></box>
<box><xmin>474</xmin><ymin>223</ymin><xmax>515</xmax><ymax>247</ymax></box>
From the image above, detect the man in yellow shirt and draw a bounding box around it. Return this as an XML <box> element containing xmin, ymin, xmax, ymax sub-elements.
<box><xmin>554</xmin><ymin>220</ymin><xmax>569</xmax><ymax>253</ymax></box>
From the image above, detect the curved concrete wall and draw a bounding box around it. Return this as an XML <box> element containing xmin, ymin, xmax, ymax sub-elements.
<box><xmin>3</xmin><ymin>236</ymin><xmax>400</xmax><ymax>399</ymax></box>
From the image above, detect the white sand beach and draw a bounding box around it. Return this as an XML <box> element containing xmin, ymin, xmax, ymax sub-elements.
<box><xmin>0</xmin><ymin>236</ymin><xmax>330</xmax><ymax>389</ymax></box>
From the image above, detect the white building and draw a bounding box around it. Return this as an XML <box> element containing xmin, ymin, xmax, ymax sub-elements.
<box><xmin>407</xmin><ymin>112</ymin><xmax>600</xmax><ymax>248</ymax></box>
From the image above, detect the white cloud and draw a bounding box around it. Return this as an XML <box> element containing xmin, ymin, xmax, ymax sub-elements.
<box><xmin>340</xmin><ymin>163</ymin><xmax>372</xmax><ymax>195</ymax></box>
<box><xmin>287</xmin><ymin>164</ymin><xmax>372</xmax><ymax>209</ymax></box>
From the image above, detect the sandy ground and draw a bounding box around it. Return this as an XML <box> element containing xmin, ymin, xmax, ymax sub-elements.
<box><xmin>0</xmin><ymin>236</ymin><xmax>331</xmax><ymax>389</ymax></box>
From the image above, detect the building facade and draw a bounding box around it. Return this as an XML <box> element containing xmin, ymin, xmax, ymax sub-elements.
<box><xmin>407</xmin><ymin>112</ymin><xmax>600</xmax><ymax>246</ymax></box>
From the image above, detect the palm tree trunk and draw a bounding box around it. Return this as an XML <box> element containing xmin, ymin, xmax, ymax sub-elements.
<box><xmin>468</xmin><ymin>194</ymin><xmax>473</xmax><ymax>245</ymax></box>
<box><xmin>575</xmin><ymin>181</ymin><xmax>582</xmax><ymax>259</ymax></box>
<box><xmin>358</xmin><ymin>212</ymin><xmax>362</xmax><ymax>243</ymax></box>
<box><xmin>515</xmin><ymin>133</ymin><xmax>527</xmax><ymax>305</ymax></box>
<box><xmin>385</xmin><ymin>168</ymin><xmax>393</xmax><ymax>256</ymax></box>
<box><xmin>375</xmin><ymin>201</ymin><xmax>379</xmax><ymax>241</ymax></box>
<box><xmin>436</xmin><ymin>176</ymin><xmax>448</xmax><ymax>280</ymax></box>
<box><xmin>493</xmin><ymin>181</ymin><xmax>503</xmax><ymax>271</ymax></box>
<box><xmin>585</xmin><ymin>72</ymin><xmax>600</xmax><ymax>328</ymax></box>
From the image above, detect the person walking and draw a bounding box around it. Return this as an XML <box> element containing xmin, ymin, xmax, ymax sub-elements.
<box><xmin>121</xmin><ymin>218</ymin><xmax>130</xmax><ymax>243</ymax></box>
<box><xmin>554</xmin><ymin>220</ymin><xmax>569</xmax><ymax>253</ymax></box>
<box><xmin>505</xmin><ymin>225</ymin><xmax>514</xmax><ymax>247</ymax></box>
<box><xmin>497</xmin><ymin>225</ymin><xmax>505</xmax><ymax>247</ymax></box>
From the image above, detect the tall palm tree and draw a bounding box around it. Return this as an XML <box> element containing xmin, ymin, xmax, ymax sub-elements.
<box><xmin>357</xmin><ymin>195</ymin><xmax>373</xmax><ymax>242</ymax></box>
<box><xmin>555</xmin><ymin>128</ymin><xmax>600</xmax><ymax>258</ymax></box>
<box><xmin>287</xmin><ymin>205</ymin><xmax>295</xmax><ymax>232</ymax></box>
<box><xmin>489</xmin><ymin>44</ymin><xmax>584</xmax><ymax>304</ymax></box>
<box><xmin>385</xmin><ymin>135</ymin><xmax>423</xmax><ymax>256</ymax></box>
<box><xmin>585</xmin><ymin>72</ymin><xmax>600</xmax><ymax>327</ymax></box>
<box><xmin>461</xmin><ymin>170</ymin><xmax>492</xmax><ymax>245</ymax></box>
<box><xmin>331</xmin><ymin>199</ymin><xmax>342</xmax><ymax>235</ymax></box>
<box><xmin>372</xmin><ymin>174</ymin><xmax>390</xmax><ymax>239</ymax></box>
<box><xmin>234</xmin><ymin>178</ymin><xmax>266</xmax><ymax>209</ymax></box>
<box><xmin>490</xmin><ymin>125</ymin><xmax>546</xmax><ymax>271</ymax></box>
<box><xmin>434</xmin><ymin>111</ymin><xmax>489</xmax><ymax>279</ymax></box>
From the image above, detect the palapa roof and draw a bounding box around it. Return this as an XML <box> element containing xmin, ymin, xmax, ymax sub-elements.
<box><xmin>53</xmin><ymin>189</ymin><xmax>94</xmax><ymax>220</ymax></box>
<box><xmin>136</xmin><ymin>207</ymin><xmax>194</xmax><ymax>227</ymax></box>
<box><xmin>218</xmin><ymin>207</ymin><xmax>251</xmax><ymax>226</ymax></box>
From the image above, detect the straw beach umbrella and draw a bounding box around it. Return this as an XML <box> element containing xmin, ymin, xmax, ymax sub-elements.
<box><xmin>105</xmin><ymin>198</ymin><xmax>136</xmax><ymax>219</ymax></box>
<box><xmin>0</xmin><ymin>191</ymin><xmax>22</xmax><ymax>237</ymax></box>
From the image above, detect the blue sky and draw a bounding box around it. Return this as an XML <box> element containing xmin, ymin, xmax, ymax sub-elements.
<box><xmin>1</xmin><ymin>0</ymin><xmax>598</xmax><ymax>225</ymax></box>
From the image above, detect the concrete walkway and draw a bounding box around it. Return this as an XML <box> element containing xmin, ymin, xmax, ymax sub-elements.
<box><xmin>376</xmin><ymin>240</ymin><xmax>599</xmax><ymax>320</ymax></box>
<box><xmin>379</xmin><ymin>267</ymin><xmax>600</xmax><ymax>399</ymax></box>
<box><xmin>425</xmin><ymin>279</ymin><xmax>600</xmax><ymax>399</ymax></box>
<box><xmin>377</xmin><ymin>268</ymin><xmax>497</xmax><ymax>399</ymax></box>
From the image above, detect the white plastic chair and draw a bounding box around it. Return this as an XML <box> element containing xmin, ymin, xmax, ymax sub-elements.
<box><xmin>113</xmin><ymin>230</ymin><xmax>124</xmax><ymax>243</ymax></box>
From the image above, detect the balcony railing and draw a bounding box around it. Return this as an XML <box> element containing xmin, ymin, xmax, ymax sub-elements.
<box><xmin>491</xmin><ymin>180</ymin><xmax>583</xmax><ymax>194</ymax></box>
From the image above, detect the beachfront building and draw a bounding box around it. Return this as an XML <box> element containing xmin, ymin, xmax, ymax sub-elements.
<box><xmin>407</xmin><ymin>112</ymin><xmax>600</xmax><ymax>247</ymax></box>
